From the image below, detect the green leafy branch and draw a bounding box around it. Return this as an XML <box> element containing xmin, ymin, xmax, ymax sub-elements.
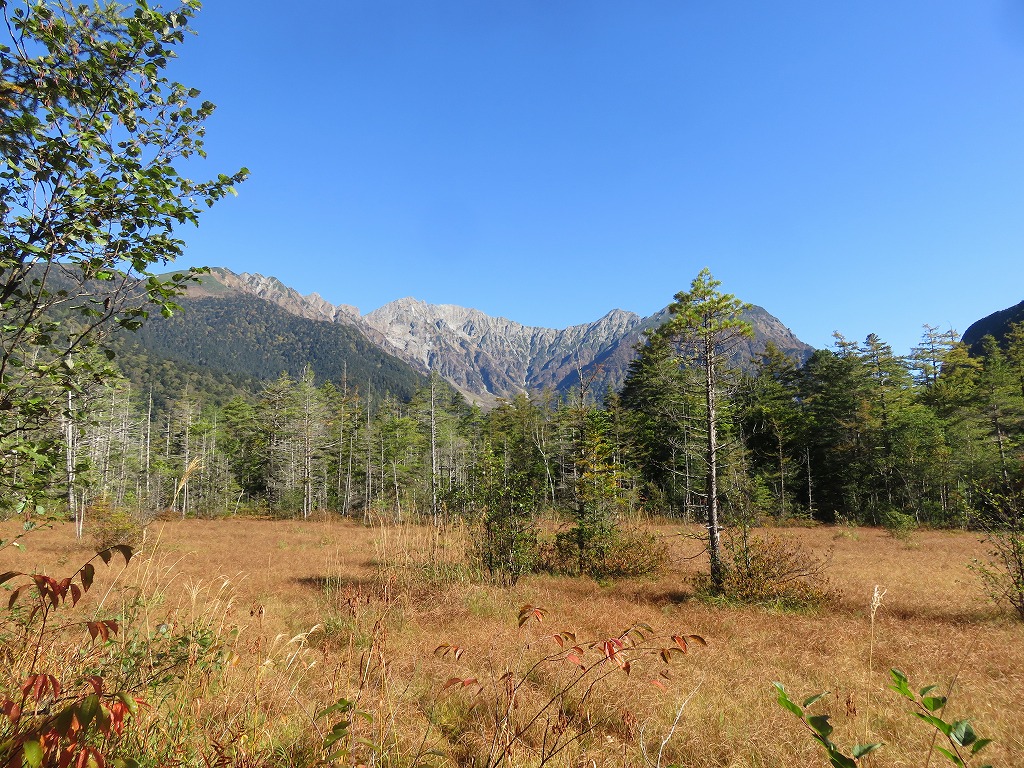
<box><xmin>888</xmin><ymin>668</ymin><xmax>992</xmax><ymax>768</ymax></box>
<box><xmin>773</xmin><ymin>683</ymin><xmax>881</xmax><ymax>768</ymax></box>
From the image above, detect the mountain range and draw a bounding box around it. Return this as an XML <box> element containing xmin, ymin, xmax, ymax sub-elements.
<box><xmin>136</xmin><ymin>267</ymin><xmax>814</xmax><ymax>406</ymax></box>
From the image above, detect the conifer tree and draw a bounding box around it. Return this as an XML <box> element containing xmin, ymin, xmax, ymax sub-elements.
<box><xmin>652</xmin><ymin>268</ymin><xmax>753</xmax><ymax>593</ymax></box>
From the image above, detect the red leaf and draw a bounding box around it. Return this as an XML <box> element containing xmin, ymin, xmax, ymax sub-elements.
<box><xmin>650</xmin><ymin>679</ymin><xmax>667</xmax><ymax>692</ymax></box>
<box><xmin>32</xmin><ymin>675</ymin><xmax>46</xmax><ymax>701</ymax></box>
<box><xmin>441</xmin><ymin>677</ymin><xmax>463</xmax><ymax>693</ymax></box>
<box><xmin>8</xmin><ymin>584</ymin><xmax>27</xmax><ymax>609</ymax></box>
<box><xmin>79</xmin><ymin>563</ymin><xmax>95</xmax><ymax>592</ymax></box>
<box><xmin>108</xmin><ymin>700</ymin><xmax>129</xmax><ymax>735</ymax></box>
<box><xmin>672</xmin><ymin>635</ymin><xmax>688</xmax><ymax>653</ymax></box>
<box><xmin>517</xmin><ymin>604</ymin><xmax>546</xmax><ymax>627</ymax></box>
<box><xmin>566</xmin><ymin>653</ymin><xmax>585</xmax><ymax>669</ymax></box>
<box><xmin>1</xmin><ymin>698</ymin><xmax>21</xmax><ymax>721</ymax></box>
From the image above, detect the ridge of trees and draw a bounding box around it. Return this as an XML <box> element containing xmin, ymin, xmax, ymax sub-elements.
<box><xmin>129</xmin><ymin>294</ymin><xmax>427</xmax><ymax>403</ymax></box>
<box><xmin>10</xmin><ymin>281</ymin><xmax>1020</xmax><ymax>541</ymax></box>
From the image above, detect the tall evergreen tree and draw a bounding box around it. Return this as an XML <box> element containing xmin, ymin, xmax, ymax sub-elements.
<box><xmin>651</xmin><ymin>268</ymin><xmax>753</xmax><ymax>593</ymax></box>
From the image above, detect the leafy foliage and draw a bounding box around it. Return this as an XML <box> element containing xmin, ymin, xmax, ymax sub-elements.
<box><xmin>693</xmin><ymin>530</ymin><xmax>835</xmax><ymax>610</ymax></box>
<box><xmin>775</xmin><ymin>670</ymin><xmax>994</xmax><ymax>768</ymax></box>
<box><xmin>888</xmin><ymin>668</ymin><xmax>993</xmax><ymax>768</ymax></box>
<box><xmin>972</xmin><ymin>490</ymin><xmax>1024</xmax><ymax>620</ymax></box>
<box><xmin>0</xmin><ymin>0</ymin><xmax>246</xmax><ymax>501</ymax></box>
<box><xmin>0</xmin><ymin>546</ymin><xmax>139</xmax><ymax>768</ymax></box>
<box><xmin>433</xmin><ymin>605</ymin><xmax>706</xmax><ymax>768</ymax></box>
<box><xmin>774</xmin><ymin>683</ymin><xmax>881</xmax><ymax>768</ymax></box>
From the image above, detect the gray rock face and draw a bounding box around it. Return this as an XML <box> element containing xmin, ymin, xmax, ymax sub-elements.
<box><xmin>197</xmin><ymin>268</ymin><xmax>361</xmax><ymax>323</ymax></box>
<box><xmin>192</xmin><ymin>268</ymin><xmax>814</xmax><ymax>405</ymax></box>
<box><xmin>362</xmin><ymin>299</ymin><xmax>642</xmax><ymax>402</ymax></box>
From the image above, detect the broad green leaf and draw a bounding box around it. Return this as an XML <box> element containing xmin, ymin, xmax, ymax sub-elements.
<box><xmin>807</xmin><ymin>714</ymin><xmax>833</xmax><ymax>740</ymax></box>
<box><xmin>888</xmin><ymin>668</ymin><xmax>913</xmax><ymax>699</ymax></box>
<box><xmin>933</xmin><ymin>745</ymin><xmax>964</xmax><ymax>766</ymax></box>
<box><xmin>852</xmin><ymin>742</ymin><xmax>883</xmax><ymax>759</ymax></box>
<box><xmin>802</xmin><ymin>692</ymin><xmax>829</xmax><ymax>708</ymax></box>
<box><xmin>949</xmin><ymin>720</ymin><xmax>976</xmax><ymax>747</ymax></box>
<box><xmin>23</xmin><ymin>740</ymin><xmax>43</xmax><ymax>768</ymax></box>
<box><xmin>826</xmin><ymin>751</ymin><xmax>857</xmax><ymax>768</ymax></box>
<box><xmin>913</xmin><ymin>712</ymin><xmax>952</xmax><ymax>736</ymax></box>
<box><xmin>971</xmin><ymin>738</ymin><xmax>992</xmax><ymax>754</ymax></box>
<box><xmin>772</xmin><ymin>684</ymin><xmax>804</xmax><ymax>718</ymax></box>
<box><xmin>921</xmin><ymin>695</ymin><xmax>947</xmax><ymax>712</ymax></box>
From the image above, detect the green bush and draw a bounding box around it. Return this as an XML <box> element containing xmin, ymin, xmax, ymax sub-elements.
<box><xmin>543</xmin><ymin>524</ymin><xmax>666</xmax><ymax>579</ymax></box>
<box><xmin>89</xmin><ymin>501</ymin><xmax>145</xmax><ymax>550</ymax></box>
<box><xmin>971</xmin><ymin>491</ymin><xmax>1024</xmax><ymax>621</ymax></box>
<box><xmin>693</xmin><ymin>529</ymin><xmax>835</xmax><ymax>610</ymax></box>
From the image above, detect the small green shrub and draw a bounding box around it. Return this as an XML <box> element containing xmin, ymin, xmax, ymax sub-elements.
<box><xmin>543</xmin><ymin>525</ymin><xmax>666</xmax><ymax>579</ymax></box>
<box><xmin>881</xmin><ymin>507</ymin><xmax>918</xmax><ymax>542</ymax></box>
<box><xmin>775</xmin><ymin>668</ymin><xmax>993</xmax><ymax>768</ymax></box>
<box><xmin>971</xmin><ymin>490</ymin><xmax>1024</xmax><ymax>621</ymax></box>
<box><xmin>693</xmin><ymin>529</ymin><xmax>835</xmax><ymax>610</ymax></box>
<box><xmin>89</xmin><ymin>501</ymin><xmax>145</xmax><ymax>550</ymax></box>
<box><xmin>471</xmin><ymin>512</ymin><xmax>540</xmax><ymax>587</ymax></box>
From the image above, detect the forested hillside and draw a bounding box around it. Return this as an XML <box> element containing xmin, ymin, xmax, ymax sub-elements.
<box><xmin>132</xmin><ymin>294</ymin><xmax>427</xmax><ymax>402</ymax></box>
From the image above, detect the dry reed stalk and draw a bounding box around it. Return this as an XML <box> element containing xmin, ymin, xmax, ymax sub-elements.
<box><xmin>864</xmin><ymin>583</ymin><xmax>887</xmax><ymax>742</ymax></box>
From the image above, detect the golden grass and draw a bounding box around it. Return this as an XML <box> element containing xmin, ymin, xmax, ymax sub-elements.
<box><xmin>3</xmin><ymin>517</ymin><xmax>1022</xmax><ymax>767</ymax></box>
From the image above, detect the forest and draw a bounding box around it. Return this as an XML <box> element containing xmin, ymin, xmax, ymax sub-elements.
<box><xmin>14</xmin><ymin>287</ymin><xmax>1023</xmax><ymax>579</ymax></box>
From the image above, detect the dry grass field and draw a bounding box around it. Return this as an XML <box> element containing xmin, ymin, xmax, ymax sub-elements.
<box><xmin>3</xmin><ymin>516</ymin><xmax>1022</xmax><ymax>767</ymax></box>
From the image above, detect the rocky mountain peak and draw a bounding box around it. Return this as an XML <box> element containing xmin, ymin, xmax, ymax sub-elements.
<box><xmin>189</xmin><ymin>267</ymin><xmax>813</xmax><ymax>406</ymax></box>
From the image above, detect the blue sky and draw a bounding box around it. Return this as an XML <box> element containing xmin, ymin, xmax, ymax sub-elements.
<box><xmin>171</xmin><ymin>1</ymin><xmax>1024</xmax><ymax>355</ymax></box>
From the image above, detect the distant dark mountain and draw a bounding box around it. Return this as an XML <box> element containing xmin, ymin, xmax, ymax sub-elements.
<box><xmin>183</xmin><ymin>268</ymin><xmax>814</xmax><ymax>406</ymax></box>
<box><xmin>132</xmin><ymin>292</ymin><xmax>427</xmax><ymax>402</ymax></box>
<box><xmin>962</xmin><ymin>300</ymin><xmax>1024</xmax><ymax>354</ymax></box>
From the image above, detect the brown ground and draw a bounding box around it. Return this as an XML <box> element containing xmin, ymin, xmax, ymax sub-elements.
<box><xmin>3</xmin><ymin>517</ymin><xmax>1021</xmax><ymax>767</ymax></box>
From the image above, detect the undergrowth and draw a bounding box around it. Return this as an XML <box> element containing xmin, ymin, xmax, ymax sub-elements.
<box><xmin>692</xmin><ymin>528</ymin><xmax>836</xmax><ymax>610</ymax></box>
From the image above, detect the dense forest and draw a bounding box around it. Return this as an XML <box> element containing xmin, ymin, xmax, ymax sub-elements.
<box><xmin>130</xmin><ymin>294</ymin><xmax>428</xmax><ymax>407</ymax></box>
<box><xmin>14</xmin><ymin>289</ymin><xmax>1023</xmax><ymax>567</ymax></box>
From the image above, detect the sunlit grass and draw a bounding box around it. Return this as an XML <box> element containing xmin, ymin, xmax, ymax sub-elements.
<box><xmin>3</xmin><ymin>517</ymin><xmax>1021</xmax><ymax>766</ymax></box>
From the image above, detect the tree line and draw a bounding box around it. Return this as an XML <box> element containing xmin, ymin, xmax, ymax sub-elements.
<box><xmin>9</xmin><ymin>273</ymin><xmax>1020</xmax><ymax>543</ymax></box>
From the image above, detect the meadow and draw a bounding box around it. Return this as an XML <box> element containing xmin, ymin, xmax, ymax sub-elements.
<box><xmin>3</xmin><ymin>517</ymin><xmax>1022</xmax><ymax>767</ymax></box>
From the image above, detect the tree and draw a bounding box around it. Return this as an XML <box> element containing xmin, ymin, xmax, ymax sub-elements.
<box><xmin>742</xmin><ymin>342</ymin><xmax>801</xmax><ymax>519</ymax></box>
<box><xmin>654</xmin><ymin>268</ymin><xmax>753</xmax><ymax>593</ymax></box>
<box><xmin>621</xmin><ymin>331</ymin><xmax>702</xmax><ymax>519</ymax></box>
<box><xmin>0</xmin><ymin>0</ymin><xmax>247</xmax><ymax>505</ymax></box>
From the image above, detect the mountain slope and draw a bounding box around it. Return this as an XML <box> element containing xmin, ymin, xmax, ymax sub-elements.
<box><xmin>362</xmin><ymin>295</ymin><xmax>813</xmax><ymax>402</ymax></box>
<box><xmin>962</xmin><ymin>300</ymin><xmax>1024</xmax><ymax>354</ymax></box>
<box><xmin>134</xmin><ymin>292</ymin><xmax>427</xmax><ymax>401</ymax></box>
<box><xmin>361</xmin><ymin>299</ymin><xmax>642</xmax><ymax>401</ymax></box>
<box><xmin>177</xmin><ymin>268</ymin><xmax>813</xmax><ymax>405</ymax></box>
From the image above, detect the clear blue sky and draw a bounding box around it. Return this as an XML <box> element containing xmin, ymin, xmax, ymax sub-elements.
<box><xmin>170</xmin><ymin>1</ymin><xmax>1024</xmax><ymax>355</ymax></box>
